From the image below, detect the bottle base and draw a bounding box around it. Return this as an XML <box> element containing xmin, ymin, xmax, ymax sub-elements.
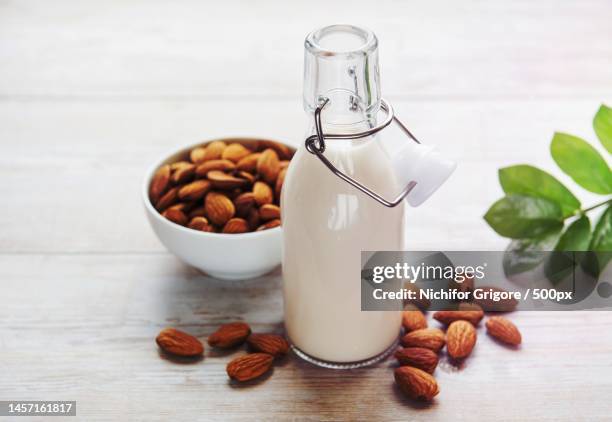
<box><xmin>290</xmin><ymin>338</ymin><xmax>399</xmax><ymax>369</ymax></box>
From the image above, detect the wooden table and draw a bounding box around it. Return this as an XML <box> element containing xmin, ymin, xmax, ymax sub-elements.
<box><xmin>1</xmin><ymin>1</ymin><xmax>611</xmax><ymax>420</ymax></box>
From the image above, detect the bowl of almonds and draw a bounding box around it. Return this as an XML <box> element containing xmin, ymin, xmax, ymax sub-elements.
<box><xmin>143</xmin><ymin>138</ymin><xmax>294</xmax><ymax>280</ymax></box>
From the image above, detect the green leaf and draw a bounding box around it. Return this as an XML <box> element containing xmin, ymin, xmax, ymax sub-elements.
<box><xmin>499</xmin><ymin>165</ymin><xmax>580</xmax><ymax>217</ymax></box>
<box><xmin>484</xmin><ymin>195</ymin><xmax>564</xmax><ymax>239</ymax></box>
<box><xmin>554</xmin><ymin>215</ymin><xmax>591</xmax><ymax>251</ymax></box>
<box><xmin>550</xmin><ymin>132</ymin><xmax>612</xmax><ymax>194</ymax></box>
<box><xmin>589</xmin><ymin>204</ymin><xmax>612</xmax><ymax>251</ymax></box>
<box><xmin>594</xmin><ymin>104</ymin><xmax>612</xmax><ymax>155</ymax></box>
<box><xmin>503</xmin><ymin>229</ymin><xmax>562</xmax><ymax>276</ymax></box>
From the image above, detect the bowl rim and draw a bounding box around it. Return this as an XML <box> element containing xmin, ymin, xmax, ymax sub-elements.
<box><xmin>143</xmin><ymin>136</ymin><xmax>293</xmax><ymax>239</ymax></box>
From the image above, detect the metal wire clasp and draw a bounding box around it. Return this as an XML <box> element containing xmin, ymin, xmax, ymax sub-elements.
<box><xmin>304</xmin><ymin>98</ymin><xmax>420</xmax><ymax>207</ymax></box>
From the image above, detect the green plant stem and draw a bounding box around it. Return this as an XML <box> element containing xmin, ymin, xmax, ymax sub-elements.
<box><xmin>576</xmin><ymin>198</ymin><xmax>612</xmax><ymax>216</ymax></box>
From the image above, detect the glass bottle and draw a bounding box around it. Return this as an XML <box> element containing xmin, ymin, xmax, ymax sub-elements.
<box><xmin>281</xmin><ymin>25</ymin><xmax>405</xmax><ymax>368</ymax></box>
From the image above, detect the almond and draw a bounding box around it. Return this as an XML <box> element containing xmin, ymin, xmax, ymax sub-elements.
<box><xmin>195</xmin><ymin>159</ymin><xmax>236</xmax><ymax>177</ymax></box>
<box><xmin>227</xmin><ymin>353</ymin><xmax>274</xmax><ymax>382</ymax></box>
<box><xmin>403</xmin><ymin>282</ymin><xmax>431</xmax><ymax>311</ymax></box>
<box><xmin>162</xmin><ymin>207</ymin><xmax>188</xmax><ymax>226</ymax></box>
<box><xmin>486</xmin><ymin>316</ymin><xmax>522</xmax><ymax>346</ymax></box>
<box><xmin>256</xmin><ymin>219</ymin><xmax>280</xmax><ymax>231</ymax></box>
<box><xmin>234</xmin><ymin>192</ymin><xmax>256</xmax><ymax>217</ymax></box>
<box><xmin>190</xmin><ymin>146</ymin><xmax>207</xmax><ymax>164</ymax></box>
<box><xmin>247</xmin><ymin>334</ymin><xmax>289</xmax><ymax>357</ymax></box>
<box><xmin>222</xmin><ymin>218</ymin><xmax>250</xmax><ymax>234</ymax></box>
<box><xmin>155</xmin><ymin>186</ymin><xmax>179</xmax><ymax>211</ymax></box>
<box><xmin>449</xmin><ymin>274</ymin><xmax>475</xmax><ymax>296</ymax></box>
<box><xmin>208</xmin><ymin>322</ymin><xmax>251</xmax><ymax>348</ymax></box>
<box><xmin>394</xmin><ymin>347</ymin><xmax>439</xmax><ymax>374</ymax></box>
<box><xmin>446</xmin><ymin>320</ymin><xmax>477</xmax><ymax>359</ymax></box>
<box><xmin>201</xmin><ymin>141</ymin><xmax>227</xmax><ymax>162</ymax></box>
<box><xmin>257</xmin><ymin>148</ymin><xmax>280</xmax><ymax>184</ymax></box>
<box><xmin>207</xmin><ymin>170</ymin><xmax>249</xmax><ymax>190</ymax></box>
<box><xmin>178</xmin><ymin>180</ymin><xmax>212</xmax><ymax>201</ymax></box>
<box><xmin>400</xmin><ymin>328</ymin><xmax>446</xmax><ymax>352</ymax></box>
<box><xmin>258</xmin><ymin>140</ymin><xmax>293</xmax><ymax>160</ymax></box>
<box><xmin>253</xmin><ymin>181</ymin><xmax>273</xmax><ymax>205</ymax></box>
<box><xmin>473</xmin><ymin>286</ymin><xmax>518</xmax><ymax>312</ymax></box>
<box><xmin>433</xmin><ymin>305</ymin><xmax>484</xmax><ymax>327</ymax></box>
<box><xmin>236</xmin><ymin>153</ymin><xmax>261</xmax><ymax>172</ymax></box>
<box><xmin>402</xmin><ymin>304</ymin><xmax>427</xmax><ymax>332</ymax></box>
<box><xmin>188</xmin><ymin>216</ymin><xmax>214</xmax><ymax>232</ymax></box>
<box><xmin>188</xmin><ymin>206</ymin><xmax>207</xmax><ymax>219</ymax></box>
<box><xmin>156</xmin><ymin>328</ymin><xmax>204</xmax><ymax>357</ymax></box>
<box><xmin>237</xmin><ymin>170</ymin><xmax>255</xmax><ymax>184</ymax></box>
<box><xmin>149</xmin><ymin>164</ymin><xmax>171</xmax><ymax>203</ymax></box>
<box><xmin>247</xmin><ymin>208</ymin><xmax>260</xmax><ymax>231</ymax></box>
<box><xmin>170</xmin><ymin>162</ymin><xmax>196</xmax><ymax>184</ymax></box>
<box><xmin>205</xmin><ymin>192</ymin><xmax>235</xmax><ymax>226</ymax></box>
<box><xmin>275</xmin><ymin>168</ymin><xmax>287</xmax><ymax>200</ymax></box>
<box><xmin>394</xmin><ymin>366</ymin><xmax>439</xmax><ymax>401</ymax></box>
<box><xmin>222</xmin><ymin>143</ymin><xmax>252</xmax><ymax>163</ymax></box>
<box><xmin>279</xmin><ymin>160</ymin><xmax>290</xmax><ymax>170</ymax></box>
<box><xmin>259</xmin><ymin>204</ymin><xmax>281</xmax><ymax>221</ymax></box>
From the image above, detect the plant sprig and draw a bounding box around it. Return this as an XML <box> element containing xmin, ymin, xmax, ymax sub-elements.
<box><xmin>484</xmin><ymin>104</ymin><xmax>612</xmax><ymax>271</ymax></box>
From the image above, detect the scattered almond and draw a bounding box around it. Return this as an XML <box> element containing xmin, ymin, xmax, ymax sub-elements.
<box><xmin>394</xmin><ymin>366</ymin><xmax>439</xmax><ymax>401</ymax></box>
<box><xmin>394</xmin><ymin>347</ymin><xmax>438</xmax><ymax>374</ymax></box>
<box><xmin>433</xmin><ymin>305</ymin><xmax>484</xmax><ymax>327</ymax></box>
<box><xmin>446</xmin><ymin>320</ymin><xmax>477</xmax><ymax>359</ymax></box>
<box><xmin>402</xmin><ymin>304</ymin><xmax>427</xmax><ymax>332</ymax></box>
<box><xmin>400</xmin><ymin>328</ymin><xmax>445</xmax><ymax>352</ymax></box>
<box><xmin>156</xmin><ymin>328</ymin><xmax>204</xmax><ymax>357</ymax></box>
<box><xmin>473</xmin><ymin>286</ymin><xmax>518</xmax><ymax>312</ymax></box>
<box><xmin>207</xmin><ymin>322</ymin><xmax>251</xmax><ymax>348</ymax></box>
<box><xmin>247</xmin><ymin>334</ymin><xmax>289</xmax><ymax>357</ymax></box>
<box><xmin>486</xmin><ymin>316</ymin><xmax>522</xmax><ymax>346</ymax></box>
<box><xmin>227</xmin><ymin>353</ymin><xmax>274</xmax><ymax>382</ymax></box>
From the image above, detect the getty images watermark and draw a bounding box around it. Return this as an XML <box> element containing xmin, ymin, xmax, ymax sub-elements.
<box><xmin>361</xmin><ymin>251</ymin><xmax>612</xmax><ymax>311</ymax></box>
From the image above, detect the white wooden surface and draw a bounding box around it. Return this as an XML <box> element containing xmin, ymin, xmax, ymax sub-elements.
<box><xmin>1</xmin><ymin>1</ymin><xmax>612</xmax><ymax>421</ymax></box>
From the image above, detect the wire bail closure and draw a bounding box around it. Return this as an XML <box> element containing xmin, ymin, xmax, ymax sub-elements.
<box><xmin>304</xmin><ymin>98</ymin><xmax>420</xmax><ymax>208</ymax></box>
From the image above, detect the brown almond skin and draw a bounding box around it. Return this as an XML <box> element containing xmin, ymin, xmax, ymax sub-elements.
<box><xmin>259</xmin><ymin>204</ymin><xmax>281</xmax><ymax>221</ymax></box>
<box><xmin>275</xmin><ymin>168</ymin><xmax>287</xmax><ymax>200</ymax></box>
<box><xmin>446</xmin><ymin>320</ymin><xmax>477</xmax><ymax>359</ymax></box>
<box><xmin>258</xmin><ymin>140</ymin><xmax>294</xmax><ymax>160</ymax></box>
<box><xmin>473</xmin><ymin>286</ymin><xmax>518</xmax><ymax>312</ymax></box>
<box><xmin>403</xmin><ymin>283</ymin><xmax>431</xmax><ymax>311</ymax></box>
<box><xmin>222</xmin><ymin>218</ymin><xmax>250</xmax><ymax>234</ymax></box>
<box><xmin>234</xmin><ymin>192</ymin><xmax>256</xmax><ymax>217</ymax></box>
<box><xmin>247</xmin><ymin>334</ymin><xmax>289</xmax><ymax>357</ymax></box>
<box><xmin>253</xmin><ymin>181</ymin><xmax>273</xmax><ymax>206</ymax></box>
<box><xmin>237</xmin><ymin>170</ymin><xmax>255</xmax><ymax>184</ymax></box>
<box><xmin>486</xmin><ymin>316</ymin><xmax>522</xmax><ymax>346</ymax></box>
<box><xmin>205</xmin><ymin>192</ymin><xmax>235</xmax><ymax>226</ymax></box>
<box><xmin>256</xmin><ymin>219</ymin><xmax>281</xmax><ymax>231</ymax></box>
<box><xmin>150</xmin><ymin>164</ymin><xmax>171</xmax><ymax>204</ymax></box>
<box><xmin>208</xmin><ymin>322</ymin><xmax>251</xmax><ymax>348</ymax></box>
<box><xmin>207</xmin><ymin>170</ymin><xmax>249</xmax><ymax>190</ymax></box>
<box><xmin>222</xmin><ymin>143</ymin><xmax>252</xmax><ymax>163</ymax></box>
<box><xmin>156</xmin><ymin>328</ymin><xmax>204</xmax><ymax>357</ymax></box>
<box><xmin>188</xmin><ymin>206</ymin><xmax>207</xmax><ymax>219</ymax></box>
<box><xmin>202</xmin><ymin>141</ymin><xmax>227</xmax><ymax>162</ymax></box>
<box><xmin>162</xmin><ymin>208</ymin><xmax>188</xmax><ymax>226</ymax></box>
<box><xmin>170</xmin><ymin>162</ymin><xmax>196</xmax><ymax>184</ymax></box>
<box><xmin>155</xmin><ymin>186</ymin><xmax>179</xmax><ymax>211</ymax></box>
<box><xmin>257</xmin><ymin>148</ymin><xmax>280</xmax><ymax>184</ymax></box>
<box><xmin>394</xmin><ymin>366</ymin><xmax>439</xmax><ymax>401</ymax></box>
<box><xmin>178</xmin><ymin>180</ymin><xmax>212</xmax><ymax>201</ymax></box>
<box><xmin>236</xmin><ymin>153</ymin><xmax>261</xmax><ymax>172</ymax></box>
<box><xmin>402</xmin><ymin>304</ymin><xmax>427</xmax><ymax>332</ymax></box>
<box><xmin>433</xmin><ymin>305</ymin><xmax>484</xmax><ymax>326</ymax></box>
<box><xmin>247</xmin><ymin>208</ymin><xmax>260</xmax><ymax>231</ymax></box>
<box><xmin>188</xmin><ymin>216</ymin><xmax>214</xmax><ymax>232</ymax></box>
<box><xmin>394</xmin><ymin>347</ymin><xmax>439</xmax><ymax>374</ymax></box>
<box><xmin>400</xmin><ymin>328</ymin><xmax>446</xmax><ymax>352</ymax></box>
<box><xmin>227</xmin><ymin>353</ymin><xmax>274</xmax><ymax>382</ymax></box>
<box><xmin>279</xmin><ymin>160</ymin><xmax>290</xmax><ymax>170</ymax></box>
<box><xmin>190</xmin><ymin>146</ymin><xmax>207</xmax><ymax>164</ymax></box>
<box><xmin>195</xmin><ymin>159</ymin><xmax>236</xmax><ymax>177</ymax></box>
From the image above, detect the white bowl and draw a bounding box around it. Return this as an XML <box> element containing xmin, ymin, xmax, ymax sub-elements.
<box><xmin>142</xmin><ymin>138</ymin><xmax>286</xmax><ymax>280</ymax></box>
